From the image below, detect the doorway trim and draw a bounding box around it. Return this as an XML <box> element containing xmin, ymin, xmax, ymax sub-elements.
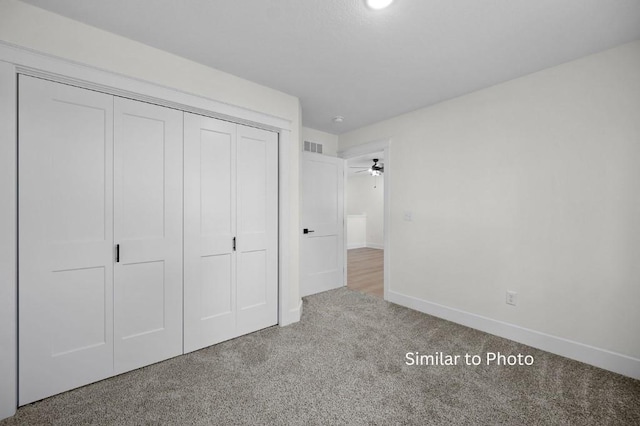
<box><xmin>338</xmin><ymin>139</ymin><xmax>391</xmax><ymax>300</ymax></box>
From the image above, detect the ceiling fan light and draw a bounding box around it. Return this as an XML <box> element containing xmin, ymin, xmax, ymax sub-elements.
<box><xmin>366</xmin><ymin>0</ymin><xmax>394</xmax><ymax>10</ymax></box>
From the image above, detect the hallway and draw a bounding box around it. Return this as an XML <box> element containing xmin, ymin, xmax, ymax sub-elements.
<box><xmin>346</xmin><ymin>248</ymin><xmax>383</xmax><ymax>298</ymax></box>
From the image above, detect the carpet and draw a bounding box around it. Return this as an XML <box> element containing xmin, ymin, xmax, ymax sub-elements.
<box><xmin>3</xmin><ymin>288</ymin><xmax>639</xmax><ymax>425</ymax></box>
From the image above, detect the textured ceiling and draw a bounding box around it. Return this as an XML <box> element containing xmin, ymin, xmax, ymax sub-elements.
<box><xmin>21</xmin><ymin>0</ymin><xmax>640</xmax><ymax>134</ymax></box>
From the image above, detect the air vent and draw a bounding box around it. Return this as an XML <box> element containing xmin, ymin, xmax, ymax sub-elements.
<box><xmin>303</xmin><ymin>140</ymin><xmax>323</xmax><ymax>154</ymax></box>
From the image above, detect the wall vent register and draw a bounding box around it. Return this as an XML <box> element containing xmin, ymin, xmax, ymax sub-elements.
<box><xmin>303</xmin><ymin>140</ymin><xmax>323</xmax><ymax>154</ymax></box>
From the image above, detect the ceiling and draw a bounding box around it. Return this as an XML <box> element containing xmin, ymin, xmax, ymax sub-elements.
<box><xmin>21</xmin><ymin>0</ymin><xmax>640</xmax><ymax>134</ymax></box>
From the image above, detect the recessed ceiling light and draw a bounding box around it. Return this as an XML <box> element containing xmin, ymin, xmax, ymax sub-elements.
<box><xmin>366</xmin><ymin>0</ymin><xmax>394</xmax><ymax>10</ymax></box>
<box><xmin>333</xmin><ymin>116</ymin><xmax>344</xmax><ymax>123</ymax></box>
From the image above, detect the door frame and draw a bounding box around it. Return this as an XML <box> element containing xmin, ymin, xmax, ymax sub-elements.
<box><xmin>338</xmin><ymin>139</ymin><xmax>391</xmax><ymax>300</ymax></box>
<box><xmin>0</xmin><ymin>41</ymin><xmax>297</xmax><ymax>419</ymax></box>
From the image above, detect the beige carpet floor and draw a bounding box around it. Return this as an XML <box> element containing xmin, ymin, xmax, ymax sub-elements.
<box><xmin>2</xmin><ymin>288</ymin><xmax>639</xmax><ymax>425</ymax></box>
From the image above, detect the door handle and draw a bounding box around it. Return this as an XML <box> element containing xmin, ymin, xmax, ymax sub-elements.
<box><xmin>115</xmin><ymin>244</ymin><xmax>120</xmax><ymax>263</ymax></box>
<box><xmin>303</xmin><ymin>228</ymin><xmax>315</xmax><ymax>234</ymax></box>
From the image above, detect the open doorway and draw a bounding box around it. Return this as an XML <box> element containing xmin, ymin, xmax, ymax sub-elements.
<box><xmin>339</xmin><ymin>140</ymin><xmax>390</xmax><ymax>300</ymax></box>
<box><xmin>345</xmin><ymin>153</ymin><xmax>384</xmax><ymax>297</ymax></box>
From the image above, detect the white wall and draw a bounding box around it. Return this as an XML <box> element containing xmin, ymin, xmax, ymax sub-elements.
<box><xmin>0</xmin><ymin>0</ymin><xmax>302</xmax><ymax>418</ymax></box>
<box><xmin>339</xmin><ymin>40</ymin><xmax>640</xmax><ymax>375</ymax></box>
<box><xmin>347</xmin><ymin>215</ymin><xmax>367</xmax><ymax>249</ymax></box>
<box><xmin>347</xmin><ymin>175</ymin><xmax>384</xmax><ymax>249</ymax></box>
<box><xmin>302</xmin><ymin>126</ymin><xmax>339</xmax><ymax>157</ymax></box>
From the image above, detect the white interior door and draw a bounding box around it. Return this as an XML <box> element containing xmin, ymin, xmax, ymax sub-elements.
<box><xmin>183</xmin><ymin>114</ymin><xmax>237</xmax><ymax>352</ymax></box>
<box><xmin>19</xmin><ymin>76</ymin><xmax>115</xmax><ymax>404</ymax></box>
<box><xmin>184</xmin><ymin>115</ymin><xmax>278</xmax><ymax>352</ymax></box>
<box><xmin>113</xmin><ymin>98</ymin><xmax>183</xmax><ymax>373</ymax></box>
<box><xmin>235</xmin><ymin>125</ymin><xmax>278</xmax><ymax>335</ymax></box>
<box><xmin>300</xmin><ymin>152</ymin><xmax>345</xmax><ymax>296</ymax></box>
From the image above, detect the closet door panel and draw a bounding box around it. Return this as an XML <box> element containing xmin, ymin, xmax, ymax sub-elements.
<box><xmin>201</xmin><ymin>255</ymin><xmax>233</xmax><ymax>318</ymax></box>
<box><xmin>113</xmin><ymin>98</ymin><xmax>183</xmax><ymax>373</ymax></box>
<box><xmin>18</xmin><ymin>76</ymin><xmax>114</xmax><ymax>405</ymax></box>
<box><xmin>184</xmin><ymin>114</ymin><xmax>237</xmax><ymax>352</ymax></box>
<box><xmin>237</xmin><ymin>251</ymin><xmax>267</xmax><ymax>308</ymax></box>
<box><xmin>236</xmin><ymin>125</ymin><xmax>278</xmax><ymax>335</ymax></box>
<box><xmin>119</xmin><ymin>109</ymin><xmax>165</xmax><ymax>240</ymax></box>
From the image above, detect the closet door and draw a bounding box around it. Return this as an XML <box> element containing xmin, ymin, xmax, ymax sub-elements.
<box><xmin>19</xmin><ymin>76</ymin><xmax>114</xmax><ymax>404</ymax></box>
<box><xmin>113</xmin><ymin>98</ymin><xmax>183</xmax><ymax>373</ymax></box>
<box><xmin>236</xmin><ymin>125</ymin><xmax>278</xmax><ymax>335</ymax></box>
<box><xmin>184</xmin><ymin>114</ymin><xmax>237</xmax><ymax>352</ymax></box>
<box><xmin>183</xmin><ymin>116</ymin><xmax>278</xmax><ymax>352</ymax></box>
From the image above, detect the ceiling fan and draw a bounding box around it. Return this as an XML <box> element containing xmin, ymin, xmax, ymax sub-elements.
<box><xmin>350</xmin><ymin>158</ymin><xmax>384</xmax><ymax>176</ymax></box>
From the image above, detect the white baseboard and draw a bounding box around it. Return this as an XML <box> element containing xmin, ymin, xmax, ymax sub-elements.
<box><xmin>347</xmin><ymin>243</ymin><xmax>383</xmax><ymax>250</ymax></box>
<box><xmin>387</xmin><ymin>290</ymin><xmax>640</xmax><ymax>380</ymax></box>
<box><xmin>280</xmin><ymin>299</ymin><xmax>302</xmax><ymax>326</ymax></box>
<box><xmin>292</xmin><ymin>299</ymin><xmax>302</xmax><ymax>322</ymax></box>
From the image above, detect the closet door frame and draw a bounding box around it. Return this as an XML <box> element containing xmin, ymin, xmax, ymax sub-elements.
<box><xmin>0</xmin><ymin>61</ymin><xmax>20</xmax><ymax>420</ymax></box>
<box><xmin>0</xmin><ymin>43</ymin><xmax>298</xmax><ymax>420</ymax></box>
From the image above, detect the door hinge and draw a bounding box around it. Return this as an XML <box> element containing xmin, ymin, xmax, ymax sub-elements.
<box><xmin>233</xmin><ymin>237</ymin><xmax>236</xmax><ymax>251</ymax></box>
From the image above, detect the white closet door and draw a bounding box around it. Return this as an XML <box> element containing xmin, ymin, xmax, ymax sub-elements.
<box><xmin>236</xmin><ymin>125</ymin><xmax>278</xmax><ymax>335</ymax></box>
<box><xmin>183</xmin><ymin>116</ymin><xmax>278</xmax><ymax>352</ymax></box>
<box><xmin>184</xmin><ymin>114</ymin><xmax>237</xmax><ymax>352</ymax></box>
<box><xmin>113</xmin><ymin>98</ymin><xmax>183</xmax><ymax>373</ymax></box>
<box><xmin>19</xmin><ymin>76</ymin><xmax>114</xmax><ymax>404</ymax></box>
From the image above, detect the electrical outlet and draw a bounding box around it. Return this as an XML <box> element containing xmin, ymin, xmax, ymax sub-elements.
<box><xmin>506</xmin><ymin>291</ymin><xmax>518</xmax><ymax>306</ymax></box>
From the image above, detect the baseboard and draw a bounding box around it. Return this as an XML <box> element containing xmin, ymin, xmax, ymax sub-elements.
<box><xmin>347</xmin><ymin>243</ymin><xmax>366</xmax><ymax>250</ymax></box>
<box><xmin>0</xmin><ymin>404</ymin><xmax>15</xmax><ymax>422</ymax></box>
<box><xmin>387</xmin><ymin>290</ymin><xmax>640</xmax><ymax>380</ymax></box>
<box><xmin>280</xmin><ymin>299</ymin><xmax>302</xmax><ymax>326</ymax></box>
<box><xmin>346</xmin><ymin>243</ymin><xmax>383</xmax><ymax>250</ymax></box>
<box><xmin>291</xmin><ymin>299</ymin><xmax>302</xmax><ymax>323</ymax></box>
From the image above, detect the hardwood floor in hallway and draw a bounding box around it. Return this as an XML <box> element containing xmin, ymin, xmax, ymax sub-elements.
<box><xmin>347</xmin><ymin>248</ymin><xmax>383</xmax><ymax>298</ymax></box>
